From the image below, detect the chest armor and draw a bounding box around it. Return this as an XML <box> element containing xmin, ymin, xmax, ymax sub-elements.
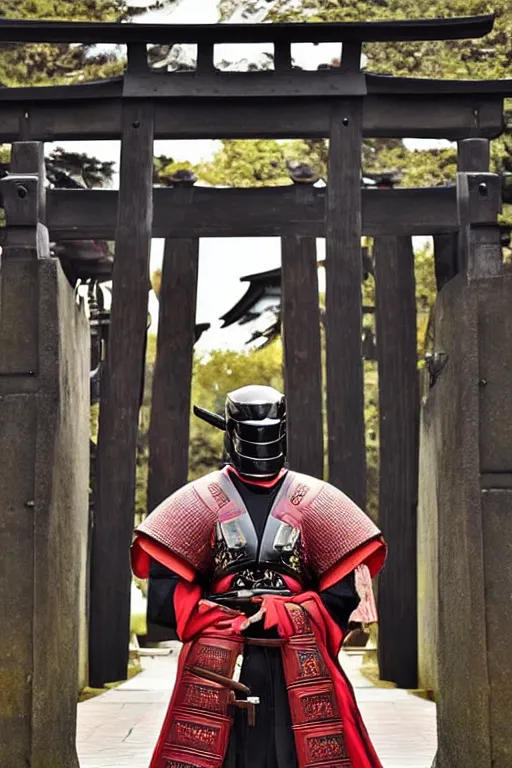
<box><xmin>135</xmin><ymin>465</ymin><xmax>384</xmax><ymax>592</ymax></box>
<box><xmin>212</xmin><ymin>482</ymin><xmax>310</xmax><ymax>589</ymax></box>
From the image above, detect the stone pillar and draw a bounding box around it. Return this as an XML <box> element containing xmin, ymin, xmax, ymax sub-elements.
<box><xmin>0</xmin><ymin>142</ymin><xmax>89</xmax><ymax>767</ymax></box>
<box><xmin>418</xmin><ymin>139</ymin><xmax>493</xmax><ymax>698</ymax></box>
<box><xmin>420</xmin><ymin>274</ymin><xmax>512</xmax><ymax>768</ymax></box>
<box><xmin>419</xmin><ymin>141</ymin><xmax>511</xmax><ymax>767</ymax></box>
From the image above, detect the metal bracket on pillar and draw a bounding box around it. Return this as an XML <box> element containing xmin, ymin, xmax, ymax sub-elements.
<box><xmin>1</xmin><ymin>141</ymin><xmax>49</xmax><ymax>259</ymax></box>
<box><xmin>457</xmin><ymin>171</ymin><xmax>502</xmax><ymax>280</ymax></box>
<box><xmin>0</xmin><ymin>141</ymin><xmax>48</xmax><ymax>378</ymax></box>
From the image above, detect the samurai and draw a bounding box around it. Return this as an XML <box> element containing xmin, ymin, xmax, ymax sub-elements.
<box><xmin>131</xmin><ymin>384</ymin><xmax>386</xmax><ymax>768</ymax></box>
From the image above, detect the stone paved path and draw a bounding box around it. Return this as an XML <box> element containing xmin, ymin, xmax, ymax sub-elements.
<box><xmin>77</xmin><ymin>646</ymin><xmax>436</xmax><ymax>768</ymax></box>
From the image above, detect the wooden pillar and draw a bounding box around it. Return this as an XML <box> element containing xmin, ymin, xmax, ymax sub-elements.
<box><xmin>325</xmin><ymin>97</ymin><xmax>365</xmax><ymax>506</ymax></box>
<box><xmin>147</xmin><ymin>237</ymin><xmax>199</xmax><ymax>511</ymax></box>
<box><xmin>458</xmin><ymin>137</ymin><xmax>490</xmax><ymax>173</ymax></box>
<box><xmin>433</xmin><ymin>234</ymin><xmax>457</xmax><ymax>292</ymax></box>
<box><xmin>281</xmin><ymin>235</ymin><xmax>323</xmax><ymax>478</ymax></box>
<box><xmin>375</xmin><ymin>235</ymin><xmax>419</xmax><ymax>689</ymax></box>
<box><xmin>89</xmin><ymin>99</ymin><xmax>154</xmax><ymax>686</ymax></box>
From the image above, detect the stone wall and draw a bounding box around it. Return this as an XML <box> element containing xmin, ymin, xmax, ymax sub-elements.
<box><xmin>0</xmin><ymin>257</ymin><xmax>89</xmax><ymax>768</ymax></box>
<box><xmin>418</xmin><ymin>273</ymin><xmax>512</xmax><ymax>768</ymax></box>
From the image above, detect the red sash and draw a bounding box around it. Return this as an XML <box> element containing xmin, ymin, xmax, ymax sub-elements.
<box><xmin>148</xmin><ymin>586</ymin><xmax>382</xmax><ymax>768</ymax></box>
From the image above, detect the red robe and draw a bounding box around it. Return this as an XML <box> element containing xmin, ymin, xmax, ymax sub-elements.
<box><xmin>132</xmin><ymin>467</ymin><xmax>386</xmax><ymax>768</ymax></box>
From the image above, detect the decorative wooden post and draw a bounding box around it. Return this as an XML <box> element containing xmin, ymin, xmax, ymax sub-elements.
<box><xmin>89</xmin><ymin>81</ymin><xmax>155</xmax><ymax>683</ymax></box>
<box><xmin>374</xmin><ymin>235</ymin><xmax>419</xmax><ymax>689</ymax></box>
<box><xmin>325</xmin><ymin>44</ymin><xmax>366</xmax><ymax>507</ymax></box>
<box><xmin>147</xmin><ymin>234</ymin><xmax>200</xmax><ymax>510</ymax></box>
<box><xmin>281</xmin><ymin>233</ymin><xmax>324</xmax><ymax>478</ymax></box>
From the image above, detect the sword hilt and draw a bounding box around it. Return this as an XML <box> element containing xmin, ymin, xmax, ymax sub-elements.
<box><xmin>230</xmin><ymin>694</ymin><xmax>260</xmax><ymax>726</ymax></box>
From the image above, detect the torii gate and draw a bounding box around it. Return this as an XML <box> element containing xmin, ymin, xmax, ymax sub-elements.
<box><xmin>0</xmin><ymin>14</ymin><xmax>511</xmax><ymax>768</ymax></box>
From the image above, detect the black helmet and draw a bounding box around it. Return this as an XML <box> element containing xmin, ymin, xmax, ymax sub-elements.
<box><xmin>194</xmin><ymin>384</ymin><xmax>286</xmax><ymax>478</ymax></box>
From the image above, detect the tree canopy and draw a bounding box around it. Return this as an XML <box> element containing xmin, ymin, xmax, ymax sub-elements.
<box><xmin>0</xmin><ymin>0</ymin><xmax>177</xmax><ymax>84</ymax></box>
<box><xmin>215</xmin><ymin>0</ymin><xmax>512</xmax><ymax>190</ymax></box>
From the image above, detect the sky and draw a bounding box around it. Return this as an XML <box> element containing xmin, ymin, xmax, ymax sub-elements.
<box><xmin>50</xmin><ymin>0</ymin><xmax>445</xmax><ymax>351</ymax></box>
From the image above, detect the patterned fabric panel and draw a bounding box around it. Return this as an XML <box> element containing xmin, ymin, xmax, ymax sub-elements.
<box><xmin>171</xmin><ymin>720</ymin><xmax>220</xmax><ymax>752</ymax></box>
<box><xmin>178</xmin><ymin>681</ymin><xmax>228</xmax><ymax>715</ymax></box>
<box><xmin>307</xmin><ymin>733</ymin><xmax>349</xmax><ymax>763</ymax></box>
<box><xmin>302</xmin><ymin>692</ymin><xmax>338</xmax><ymax>721</ymax></box>
<box><xmin>164</xmin><ymin>761</ymin><xmax>199</xmax><ymax>768</ymax></box>
<box><xmin>189</xmin><ymin>644</ymin><xmax>234</xmax><ymax>677</ymax></box>
<box><xmin>280</xmin><ymin>602</ymin><xmax>353</xmax><ymax>768</ymax></box>
<box><xmin>297</xmin><ymin>649</ymin><xmax>328</xmax><ymax>680</ymax></box>
<box><xmin>293</xmin><ymin>724</ymin><xmax>352</xmax><ymax>768</ymax></box>
<box><xmin>286</xmin><ymin>603</ymin><xmax>313</xmax><ymax>636</ymax></box>
<box><xmin>288</xmin><ymin>684</ymin><xmax>340</xmax><ymax>726</ymax></box>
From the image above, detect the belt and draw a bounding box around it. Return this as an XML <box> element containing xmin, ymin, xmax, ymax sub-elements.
<box><xmin>245</xmin><ymin>637</ymin><xmax>288</xmax><ymax>647</ymax></box>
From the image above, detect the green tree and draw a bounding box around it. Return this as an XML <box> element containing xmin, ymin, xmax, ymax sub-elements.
<box><xmin>0</xmin><ymin>0</ymin><xmax>176</xmax><ymax>85</ymax></box>
<box><xmin>0</xmin><ymin>0</ymin><xmax>130</xmax><ymax>85</ymax></box>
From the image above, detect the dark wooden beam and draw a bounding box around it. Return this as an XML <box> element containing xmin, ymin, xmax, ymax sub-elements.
<box><xmin>281</xmin><ymin>235</ymin><xmax>324</xmax><ymax>479</ymax></box>
<box><xmin>325</xmin><ymin>99</ymin><xmax>366</xmax><ymax>507</ymax></box>
<box><xmin>0</xmin><ymin>15</ymin><xmax>494</xmax><ymax>45</ymax></box>
<box><xmin>39</xmin><ymin>185</ymin><xmax>459</xmax><ymax>242</ymax></box>
<box><xmin>89</xmin><ymin>101</ymin><xmax>154</xmax><ymax>687</ymax></box>
<box><xmin>433</xmin><ymin>234</ymin><xmax>457</xmax><ymax>291</ymax></box>
<box><xmin>274</xmin><ymin>41</ymin><xmax>292</xmax><ymax>70</ymax></box>
<box><xmin>147</xmin><ymin>237</ymin><xmax>199</xmax><ymax>512</ymax></box>
<box><xmin>0</xmin><ymin>93</ymin><xmax>504</xmax><ymax>142</ymax></box>
<box><xmin>123</xmin><ymin>69</ymin><xmax>366</xmax><ymax>99</ymax></box>
<box><xmin>375</xmin><ymin>235</ymin><xmax>419</xmax><ymax>689</ymax></box>
<box><xmin>457</xmin><ymin>136</ymin><xmax>490</xmax><ymax>171</ymax></box>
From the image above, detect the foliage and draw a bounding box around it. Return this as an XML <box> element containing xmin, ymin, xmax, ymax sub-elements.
<box><xmin>214</xmin><ymin>0</ymin><xmax>512</xmax><ymax>210</ymax></box>
<box><xmin>46</xmin><ymin>147</ymin><xmax>115</xmax><ymax>188</ymax></box>
<box><xmin>153</xmin><ymin>155</ymin><xmax>195</xmax><ymax>186</ymax></box>
<box><xmin>0</xmin><ymin>0</ymin><xmax>131</xmax><ymax>85</ymax></box>
<box><xmin>0</xmin><ymin>0</ymin><xmax>177</xmax><ymax>85</ymax></box>
<box><xmin>261</xmin><ymin>0</ymin><xmax>512</xmax><ymax>81</ymax></box>
<box><xmin>151</xmin><ymin>267</ymin><xmax>162</xmax><ymax>298</ymax></box>
<box><xmin>199</xmin><ymin>140</ymin><xmax>293</xmax><ymax>187</ymax></box>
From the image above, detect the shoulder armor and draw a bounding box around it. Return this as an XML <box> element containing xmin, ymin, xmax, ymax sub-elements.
<box><xmin>282</xmin><ymin>471</ymin><xmax>382</xmax><ymax>578</ymax></box>
<box><xmin>136</xmin><ymin>471</ymin><xmax>224</xmax><ymax>575</ymax></box>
